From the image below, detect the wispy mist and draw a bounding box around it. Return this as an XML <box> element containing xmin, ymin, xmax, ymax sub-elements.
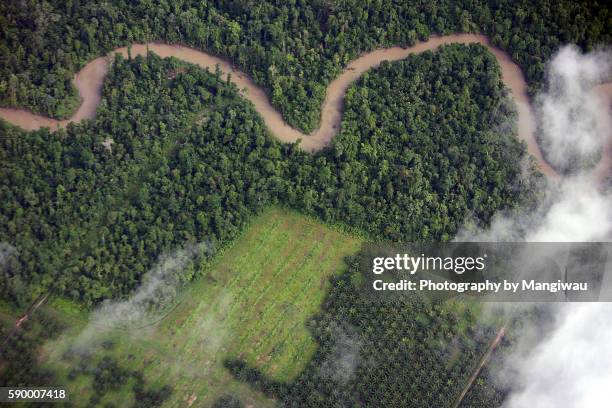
<box><xmin>503</xmin><ymin>303</ymin><xmax>612</xmax><ymax>408</ymax></box>
<box><xmin>319</xmin><ymin>322</ymin><xmax>362</xmax><ymax>385</ymax></box>
<box><xmin>72</xmin><ymin>242</ymin><xmax>212</xmax><ymax>349</ymax></box>
<box><xmin>537</xmin><ymin>45</ymin><xmax>611</xmax><ymax>173</ymax></box>
<box><xmin>457</xmin><ymin>44</ymin><xmax>611</xmax><ymax>408</ymax></box>
<box><xmin>0</xmin><ymin>242</ymin><xmax>17</xmax><ymax>266</ymax></box>
<box><xmin>500</xmin><ymin>43</ymin><xmax>611</xmax><ymax>407</ymax></box>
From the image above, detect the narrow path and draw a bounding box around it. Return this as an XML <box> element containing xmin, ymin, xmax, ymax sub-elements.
<box><xmin>0</xmin><ymin>34</ymin><xmax>564</xmax><ymax>177</ymax></box>
<box><xmin>0</xmin><ymin>292</ymin><xmax>49</xmax><ymax>352</ymax></box>
<box><xmin>452</xmin><ymin>322</ymin><xmax>508</xmax><ymax>408</ymax></box>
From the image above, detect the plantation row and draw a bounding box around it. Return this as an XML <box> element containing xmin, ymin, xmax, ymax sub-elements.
<box><xmin>224</xmin><ymin>253</ymin><xmax>505</xmax><ymax>407</ymax></box>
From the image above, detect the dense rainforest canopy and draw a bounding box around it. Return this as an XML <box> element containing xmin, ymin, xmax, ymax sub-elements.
<box><xmin>1</xmin><ymin>1</ymin><xmax>608</xmax><ymax>406</ymax></box>
<box><xmin>0</xmin><ymin>0</ymin><xmax>609</xmax><ymax>131</ymax></box>
<box><xmin>0</xmin><ymin>44</ymin><xmax>535</xmax><ymax>307</ymax></box>
<box><xmin>0</xmin><ymin>40</ymin><xmax>538</xmax><ymax>406</ymax></box>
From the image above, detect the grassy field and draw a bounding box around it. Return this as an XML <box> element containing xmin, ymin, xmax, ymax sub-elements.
<box><xmin>36</xmin><ymin>207</ymin><xmax>362</xmax><ymax>407</ymax></box>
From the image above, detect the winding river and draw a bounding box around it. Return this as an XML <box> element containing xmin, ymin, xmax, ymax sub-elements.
<box><xmin>1</xmin><ymin>33</ymin><xmax>611</xmax><ymax>180</ymax></box>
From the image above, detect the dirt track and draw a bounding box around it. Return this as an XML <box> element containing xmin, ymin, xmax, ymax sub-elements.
<box><xmin>452</xmin><ymin>323</ymin><xmax>508</xmax><ymax>408</ymax></box>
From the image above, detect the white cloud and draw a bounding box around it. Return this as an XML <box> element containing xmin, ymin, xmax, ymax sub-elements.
<box><xmin>458</xmin><ymin>44</ymin><xmax>611</xmax><ymax>408</ymax></box>
<box><xmin>503</xmin><ymin>304</ymin><xmax>612</xmax><ymax>408</ymax></box>
<box><xmin>536</xmin><ymin>45</ymin><xmax>611</xmax><ymax>171</ymax></box>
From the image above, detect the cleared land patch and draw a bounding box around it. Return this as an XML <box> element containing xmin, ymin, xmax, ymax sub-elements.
<box><xmin>28</xmin><ymin>207</ymin><xmax>362</xmax><ymax>407</ymax></box>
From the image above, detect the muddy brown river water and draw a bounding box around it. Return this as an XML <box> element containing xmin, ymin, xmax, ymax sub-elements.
<box><xmin>1</xmin><ymin>34</ymin><xmax>611</xmax><ymax>181</ymax></box>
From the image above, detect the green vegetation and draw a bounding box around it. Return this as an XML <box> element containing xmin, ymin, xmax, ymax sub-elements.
<box><xmin>0</xmin><ymin>1</ymin><xmax>609</xmax><ymax>130</ymax></box>
<box><xmin>224</xmin><ymin>252</ymin><xmax>504</xmax><ymax>407</ymax></box>
<box><xmin>2</xmin><ymin>207</ymin><xmax>361</xmax><ymax>407</ymax></box>
<box><xmin>0</xmin><ymin>46</ymin><xmax>535</xmax><ymax>406</ymax></box>
<box><xmin>1</xmin><ymin>52</ymin><xmax>288</xmax><ymax>306</ymax></box>
<box><xmin>0</xmin><ymin>300</ymin><xmax>66</xmax><ymax>390</ymax></box>
<box><xmin>290</xmin><ymin>43</ymin><xmax>536</xmax><ymax>242</ymax></box>
<box><xmin>458</xmin><ymin>357</ymin><xmax>508</xmax><ymax>408</ymax></box>
<box><xmin>0</xmin><ymin>44</ymin><xmax>534</xmax><ymax>308</ymax></box>
<box><xmin>0</xmin><ymin>208</ymin><xmax>509</xmax><ymax>408</ymax></box>
<box><xmin>0</xmin><ymin>2</ymin><xmax>587</xmax><ymax>403</ymax></box>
